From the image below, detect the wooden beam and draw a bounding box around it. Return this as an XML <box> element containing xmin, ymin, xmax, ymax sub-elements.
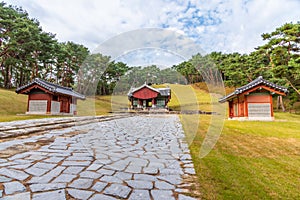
<box><xmin>18</xmin><ymin>84</ymin><xmax>54</xmax><ymax>95</ymax></box>
<box><xmin>240</xmin><ymin>85</ymin><xmax>286</xmax><ymax>96</ymax></box>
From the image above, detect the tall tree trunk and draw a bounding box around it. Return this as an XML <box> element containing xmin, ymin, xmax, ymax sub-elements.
<box><xmin>19</xmin><ymin>69</ymin><xmax>23</xmax><ymax>87</ymax></box>
<box><xmin>4</xmin><ymin>65</ymin><xmax>10</xmax><ymax>88</ymax></box>
<box><xmin>277</xmin><ymin>96</ymin><xmax>286</xmax><ymax>112</ymax></box>
<box><xmin>1</xmin><ymin>61</ymin><xmax>6</xmax><ymax>87</ymax></box>
<box><xmin>277</xmin><ymin>96</ymin><xmax>280</xmax><ymax>110</ymax></box>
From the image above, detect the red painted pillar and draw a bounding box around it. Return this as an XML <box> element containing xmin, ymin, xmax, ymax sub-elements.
<box><xmin>228</xmin><ymin>101</ymin><xmax>231</xmax><ymax>118</ymax></box>
<box><xmin>27</xmin><ymin>96</ymin><xmax>30</xmax><ymax>112</ymax></box>
<box><xmin>244</xmin><ymin>96</ymin><xmax>248</xmax><ymax>117</ymax></box>
<box><xmin>270</xmin><ymin>95</ymin><xmax>274</xmax><ymax>117</ymax></box>
<box><xmin>46</xmin><ymin>94</ymin><xmax>51</xmax><ymax>114</ymax></box>
<box><xmin>237</xmin><ymin>96</ymin><xmax>240</xmax><ymax>117</ymax></box>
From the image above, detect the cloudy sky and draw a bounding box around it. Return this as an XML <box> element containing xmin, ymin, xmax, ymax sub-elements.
<box><xmin>4</xmin><ymin>0</ymin><xmax>300</xmax><ymax>66</ymax></box>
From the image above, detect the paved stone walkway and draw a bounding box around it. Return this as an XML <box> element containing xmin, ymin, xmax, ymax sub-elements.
<box><xmin>0</xmin><ymin>115</ymin><xmax>198</xmax><ymax>199</ymax></box>
<box><xmin>0</xmin><ymin>115</ymin><xmax>127</xmax><ymax>139</ymax></box>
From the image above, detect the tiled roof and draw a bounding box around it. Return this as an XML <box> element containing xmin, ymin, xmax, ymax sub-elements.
<box><xmin>128</xmin><ymin>83</ymin><xmax>171</xmax><ymax>97</ymax></box>
<box><xmin>15</xmin><ymin>78</ymin><xmax>85</xmax><ymax>99</ymax></box>
<box><xmin>219</xmin><ymin>76</ymin><xmax>288</xmax><ymax>103</ymax></box>
<box><xmin>158</xmin><ymin>88</ymin><xmax>171</xmax><ymax>96</ymax></box>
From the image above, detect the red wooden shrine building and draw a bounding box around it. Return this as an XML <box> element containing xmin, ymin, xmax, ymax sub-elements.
<box><xmin>128</xmin><ymin>84</ymin><xmax>171</xmax><ymax>110</ymax></box>
<box><xmin>16</xmin><ymin>78</ymin><xmax>85</xmax><ymax>115</ymax></box>
<box><xmin>219</xmin><ymin>76</ymin><xmax>288</xmax><ymax>120</ymax></box>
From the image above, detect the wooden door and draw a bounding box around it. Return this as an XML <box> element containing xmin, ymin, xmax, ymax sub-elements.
<box><xmin>60</xmin><ymin>97</ymin><xmax>69</xmax><ymax>113</ymax></box>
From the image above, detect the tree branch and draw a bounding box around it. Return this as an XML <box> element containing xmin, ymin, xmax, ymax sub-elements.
<box><xmin>285</xmin><ymin>78</ymin><xmax>300</xmax><ymax>95</ymax></box>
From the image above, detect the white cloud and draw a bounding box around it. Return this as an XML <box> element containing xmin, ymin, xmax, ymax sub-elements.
<box><xmin>4</xmin><ymin>0</ymin><xmax>300</xmax><ymax>57</ymax></box>
<box><xmin>115</xmin><ymin>48</ymin><xmax>184</xmax><ymax>68</ymax></box>
<box><xmin>211</xmin><ymin>0</ymin><xmax>300</xmax><ymax>52</ymax></box>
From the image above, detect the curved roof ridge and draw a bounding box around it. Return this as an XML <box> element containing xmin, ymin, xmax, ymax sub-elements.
<box><xmin>16</xmin><ymin>78</ymin><xmax>85</xmax><ymax>100</ymax></box>
<box><xmin>127</xmin><ymin>84</ymin><xmax>171</xmax><ymax>97</ymax></box>
<box><xmin>219</xmin><ymin>76</ymin><xmax>288</xmax><ymax>103</ymax></box>
<box><xmin>131</xmin><ymin>83</ymin><xmax>160</xmax><ymax>94</ymax></box>
<box><xmin>35</xmin><ymin>78</ymin><xmax>73</xmax><ymax>91</ymax></box>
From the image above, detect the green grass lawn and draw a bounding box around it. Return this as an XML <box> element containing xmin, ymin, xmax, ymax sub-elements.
<box><xmin>0</xmin><ymin>88</ymin><xmax>27</xmax><ymax>115</ymax></box>
<box><xmin>185</xmin><ymin>113</ymin><xmax>300</xmax><ymax>199</ymax></box>
<box><xmin>156</xmin><ymin>83</ymin><xmax>212</xmax><ymax>111</ymax></box>
<box><xmin>77</xmin><ymin>96</ymin><xmax>112</xmax><ymax>116</ymax></box>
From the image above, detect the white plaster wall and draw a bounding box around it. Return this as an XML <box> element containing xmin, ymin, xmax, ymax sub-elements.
<box><xmin>27</xmin><ymin>100</ymin><xmax>47</xmax><ymax>114</ymax></box>
<box><xmin>248</xmin><ymin>103</ymin><xmax>271</xmax><ymax>118</ymax></box>
<box><xmin>51</xmin><ymin>101</ymin><xmax>60</xmax><ymax>114</ymax></box>
<box><xmin>70</xmin><ymin>104</ymin><xmax>76</xmax><ymax>114</ymax></box>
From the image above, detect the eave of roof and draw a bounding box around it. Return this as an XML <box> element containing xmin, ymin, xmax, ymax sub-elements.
<box><xmin>158</xmin><ymin>88</ymin><xmax>171</xmax><ymax>96</ymax></box>
<box><xmin>128</xmin><ymin>84</ymin><xmax>171</xmax><ymax>97</ymax></box>
<box><xmin>128</xmin><ymin>83</ymin><xmax>158</xmax><ymax>96</ymax></box>
<box><xmin>219</xmin><ymin>76</ymin><xmax>289</xmax><ymax>103</ymax></box>
<box><xmin>16</xmin><ymin>78</ymin><xmax>85</xmax><ymax>100</ymax></box>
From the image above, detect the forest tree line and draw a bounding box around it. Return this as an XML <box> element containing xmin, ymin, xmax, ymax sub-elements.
<box><xmin>1</xmin><ymin>3</ymin><xmax>299</xmax><ymax>105</ymax></box>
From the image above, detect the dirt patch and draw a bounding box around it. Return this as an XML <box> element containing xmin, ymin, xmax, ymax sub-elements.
<box><xmin>0</xmin><ymin>138</ymin><xmax>54</xmax><ymax>158</ymax></box>
<box><xmin>64</xmin><ymin>130</ymin><xmax>87</xmax><ymax>137</ymax></box>
<box><xmin>178</xmin><ymin>173</ymin><xmax>201</xmax><ymax>199</ymax></box>
<box><xmin>0</xmin><ymin>130</ymin><xmax>88</xmax><ymax>158</ymax></box>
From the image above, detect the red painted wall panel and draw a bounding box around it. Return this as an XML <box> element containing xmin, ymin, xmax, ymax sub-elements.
<box><xmin>28</xmin><ymin>93</ymin><xmax>52</xmax><ymax>113</ymax></box>
<box><xmin>133</xmin><ymin>87</ymin><xmax>159</xmax><ymax>100</ymax></box>
<box><xmin>247</xmin><ymin>94</ymin><xmax>271</xmax><ymax>103</ymax></box>
<box><xmin>29</xmin><ymin>93</ymin><xmax>51</xmax><ymax>100</ymax></box>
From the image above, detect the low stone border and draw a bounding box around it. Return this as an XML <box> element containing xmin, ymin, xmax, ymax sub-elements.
<box><xmin>0</xmin><ymin>114</ymin><xmax>130</xmax><ymax>140</ymax></box>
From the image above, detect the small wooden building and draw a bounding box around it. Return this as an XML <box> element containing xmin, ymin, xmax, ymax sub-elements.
<box><xmin>16</xmin><ymin>78</ymin><xmax>85</xmax><ymax>115</ymax></box>
<box><xmin>219</xmin><ymin>76</ymin><xmax>288</xmax><ymax>120</ymax></box>
<box><xmin>128</xmin><ymin>84</ymin><xmax>171</xmax><ymax>110</ymax></box>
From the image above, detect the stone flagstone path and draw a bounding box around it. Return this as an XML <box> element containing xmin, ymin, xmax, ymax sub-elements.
<box><xmin>0</xmin><ymin>115</ymin><xmax>198</xmax><ymax>199</ymax></box>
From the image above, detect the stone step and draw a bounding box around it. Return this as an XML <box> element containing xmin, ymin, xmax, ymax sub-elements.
<box><xmin>0</xmin><ymin>114</ymin><xmax>130</xmax><ymax>140</ymax></box>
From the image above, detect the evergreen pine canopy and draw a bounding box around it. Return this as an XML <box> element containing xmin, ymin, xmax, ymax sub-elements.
<box><xmin>0</xmin><ymin>2</ymin><xmax>299</xmax><ymax>105</ymax></box>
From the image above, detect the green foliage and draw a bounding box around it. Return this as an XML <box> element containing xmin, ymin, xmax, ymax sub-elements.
<box><xmin>172</xmin><ymin>60</ymin><xmax>202</xmax><ymax>84</ymax></box>
<box><xmin>0</xmin><ymin>2</ymin><xmax>89</xmax><ymax>89</ymax></box>
<box><xmin>1</xmin><ymin>2</ymin><xmax>299</xmax><ymax>107</ymax></box>
<box><xmin>110</xmin><ymin>65</ymin><xmax>183</xmax><ymax>95</ymax></box>
<box><xmin>257</xmin><ymin>22</ymin><xmax>300</xmax><ymax>105</ymax></box>
<box><xmin>171</xmin><ymin>22</ymin><xmax>300</xmax><ymax>108</ymax></box>
<box><xmin>76</xmin><ymin>53</ymin><xmax>110</xmax><ymax>95</ymax></box>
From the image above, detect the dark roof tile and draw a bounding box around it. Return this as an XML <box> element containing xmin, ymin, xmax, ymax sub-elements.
<box><xmin>219</xmin><ymin>76</ymin><xmax>288</xmax><ymax>103</ymax></box>
<box><xmin>16</xmin><ymin>78</ymin><xmax>85</xmax><ymax>99</ymax></box>
<box><xmin>128</xmin><ymin>84</ymin><xmax>171</xmax><ymax>97</ymax></box>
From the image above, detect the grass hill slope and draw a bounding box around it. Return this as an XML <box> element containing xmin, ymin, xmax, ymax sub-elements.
<box><xmin>0</xmin><ymin>89</ymin><xmax>30</xmax><ymax>122</ymax></box>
